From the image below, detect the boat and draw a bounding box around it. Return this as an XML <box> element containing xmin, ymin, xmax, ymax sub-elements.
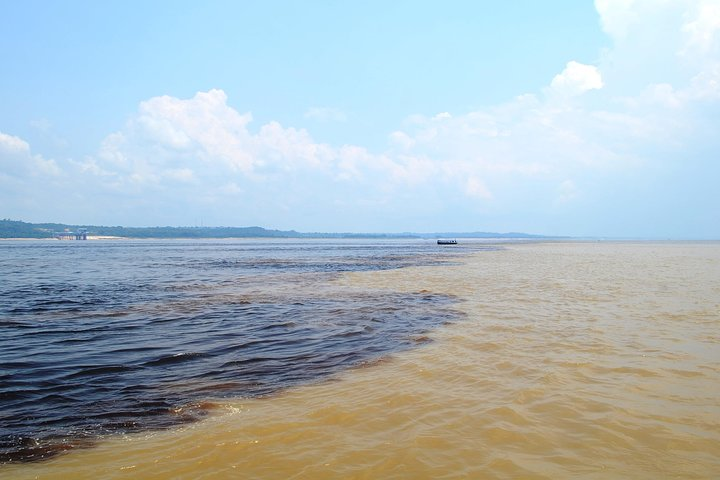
<box><xmin>437</xmin><ymin>239</ymin><xmax>457</xmax><ymax>245</ymax></box>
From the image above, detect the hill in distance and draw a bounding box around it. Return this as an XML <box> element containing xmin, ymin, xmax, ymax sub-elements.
<box><xmin>0</xmin><ymin>219</ymin><xmax>556</xmax><ymax>240</ymax></box>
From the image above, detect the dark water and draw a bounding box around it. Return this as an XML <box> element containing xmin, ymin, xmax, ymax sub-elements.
<box><xmin>0</xmin><ymin>239</ymin><xmax>478</xmax><ymax>463</ymax></box>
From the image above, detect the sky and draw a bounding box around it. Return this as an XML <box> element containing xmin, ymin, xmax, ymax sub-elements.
<box><xmin>1</xmin><ymin>0</ymin><xmax>719</xmax><ymax>238</ymax></box>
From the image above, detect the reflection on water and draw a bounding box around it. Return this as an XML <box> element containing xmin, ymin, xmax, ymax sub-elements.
<box><xmin>2</xmin><ymin>242</ymin><xmax>719</xmax><ymax>479</ymax></box>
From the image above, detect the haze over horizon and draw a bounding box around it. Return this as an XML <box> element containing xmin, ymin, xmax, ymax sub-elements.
<box><xmin>1</xmin><ymin>1</ymin><xmax>719</xmax><ymax>239</ymax></box>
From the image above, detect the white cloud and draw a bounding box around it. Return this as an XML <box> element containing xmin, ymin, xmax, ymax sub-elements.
<box><xmin>0</xmin><ymin>132</ymin><xmax>30</xmax><ymax>155</ymax></box>
<box><xmin>83</xmin><ymin>90</ymin><xmax>474</xmax><ymax>201</ymax></box>
<box><xmin>550</xmin><ymin>61</ymin><xmax>604</xmax><ymax>97</ymax></box>
<box><xmin>257</xmin><ymin>121</ymin><xmax>334</xmax><ymax>170</ymax></box>
<box><xmin>681</xmin><ymin>1</ymin><xmax>720</xmax><ymax>56</ymax></box>
<box><xmin>133</xmin><ymin>89</ymin><xmax>256</xmax><ymax>173</ymax></box>
<box><xmin>639</xmin><ymin>83</ymin><xmax>683</xmax><ymax>108</ymax></box>
<box><xmin>85</xmin><ymin>89</ymin><xmax>340</xmax><ymax>192</ymax></box>
<box><xmin>689</xmin><ymin>63</ymin><xmax>720</xmax><ymax>99</ymax></box>
<box><xmin>3</xmin><ymin>1</ymin><xmax>718</xmax><ymax>234</ymax></box>
<box><xmin>595</xmin><ymin>0</ymin><xmax>646</xmax><ymax>41</ymax></box>
<box><xmin>389</xmin><ymin>131</ymin><xmax>415</xmax><ymax>150</ymax></box>
<box><xmin>0</xmin><ymin>131</ymin><xmax>61</xmax><ymax>177</ymax></box>
<box><xmin>595</xmin><ymin>0</ymin><xmax>720</xmax><ymax>96</ymax></box>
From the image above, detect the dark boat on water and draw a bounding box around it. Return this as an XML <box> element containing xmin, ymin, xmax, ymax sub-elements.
<box><xmin>437</xmin><ymin>239</ymin><xmax>457</xmax><ymax>245</ymax></box>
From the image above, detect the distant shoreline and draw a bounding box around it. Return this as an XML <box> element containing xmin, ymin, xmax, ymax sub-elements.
<box><xmin>0</xmin><ymin>236</ymin><xmax>126</xmax><ymax>241</ymax></box>
<box><xmin>0</xmin><ymin>219</ymin><xmax>558</xmax><ymax>241</ymax></box>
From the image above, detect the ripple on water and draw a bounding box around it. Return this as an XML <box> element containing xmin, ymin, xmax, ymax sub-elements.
<box><xmin>0</xmin><ymin>240</ymin><xmax>467</xmax><ymax>464</ymax></box>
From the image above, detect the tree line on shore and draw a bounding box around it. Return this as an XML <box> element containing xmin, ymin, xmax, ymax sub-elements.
<box><xmin>1</xmin><ymin>219</ymin><xmax>550</xmax><ymax>240</ymax></box>
<box><xmin>0</xmin><ymin>219</ymin><xmax>420</xmax><ymax>239</ymax></box>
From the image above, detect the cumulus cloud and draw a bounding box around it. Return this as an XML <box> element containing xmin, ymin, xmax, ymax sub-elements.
<box><xmin>84</xmin><ymin>89</ymin><xmax>492</xmax><ymax>200</ymax></box>
<box><xmin>3</xmin><ymin>1</ymin><xmax>718</xmax><ymax>234</ymax></box>
<box><xmin>86</xmin><ymin>89</ymin><xmax>339</xmax><ymax>191</ymax></box>
<box><xmin>0</xmin><ymin>132</ymin><xmax>30</xmax><ymax>155</ymax></box>
<box><xmin>0</xmin><ymin>131</ymin><xmax>61</xmax><ymax>178</ymax></box>
<box><xmin>681</xmin><ymin>0</ymin><xmax>720</xmax><ymax>56</ymax></box>
<box><xmin>595</xmin><ymin>0</ymin><xmax>720</xmax><ymax>95</ymax></box>
<box><xmin>549</xmin><ymin>61</ymin><xmax>604</xmax><ymax>97</ymax></box>
<box><xmin>595</xmin><ymin>0</ymin><xmax>644</xmax><ymax>41</ymax></box>
<box><xmin>690</xmin><ymin>64</ymin><xmax>720</xmax><ymax>99</ymax></box>
<box><xmin>389</xmin><ymin>131</ymin><xmax>416</xmax><ymax>150</ymax></box>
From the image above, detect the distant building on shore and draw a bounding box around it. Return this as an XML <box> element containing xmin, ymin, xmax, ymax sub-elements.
<box><xmin>54</xmin><ymin>228</ymin><xmax>88</xmax><ymax>240</ymax></box>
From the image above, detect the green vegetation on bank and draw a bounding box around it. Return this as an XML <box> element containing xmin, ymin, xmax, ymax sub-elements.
<box><xmin>0</xmin><ymin>219</ymin><xmax>552</xmax><ymax>239</ymax></box>
<box><xmin>0</xmin><ymin>219</ymin><xmax>305</xmax><ymax>239</ymax></box>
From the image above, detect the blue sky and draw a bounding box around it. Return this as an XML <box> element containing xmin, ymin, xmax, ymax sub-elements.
<box><xmin>1</xmin><ymin>1</ymin><xmax>719</xmax><ymax>237</ymax></box>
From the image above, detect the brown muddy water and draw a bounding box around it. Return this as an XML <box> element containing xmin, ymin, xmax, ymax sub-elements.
<box><xmin>2</xmin><ymin>241</ymin><xmax>719</xmax><ymax>479</ymax></box>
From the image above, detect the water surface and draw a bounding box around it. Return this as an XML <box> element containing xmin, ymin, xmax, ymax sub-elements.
<box><xmin>1</xmin><ymin>239</ymin><xmax>476</xmax><ymax>462</ymax></box>
<box><xmin>2</xmin><ymin>241</ymin><xmax>719</xmax><ymax>479</ymax></box>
